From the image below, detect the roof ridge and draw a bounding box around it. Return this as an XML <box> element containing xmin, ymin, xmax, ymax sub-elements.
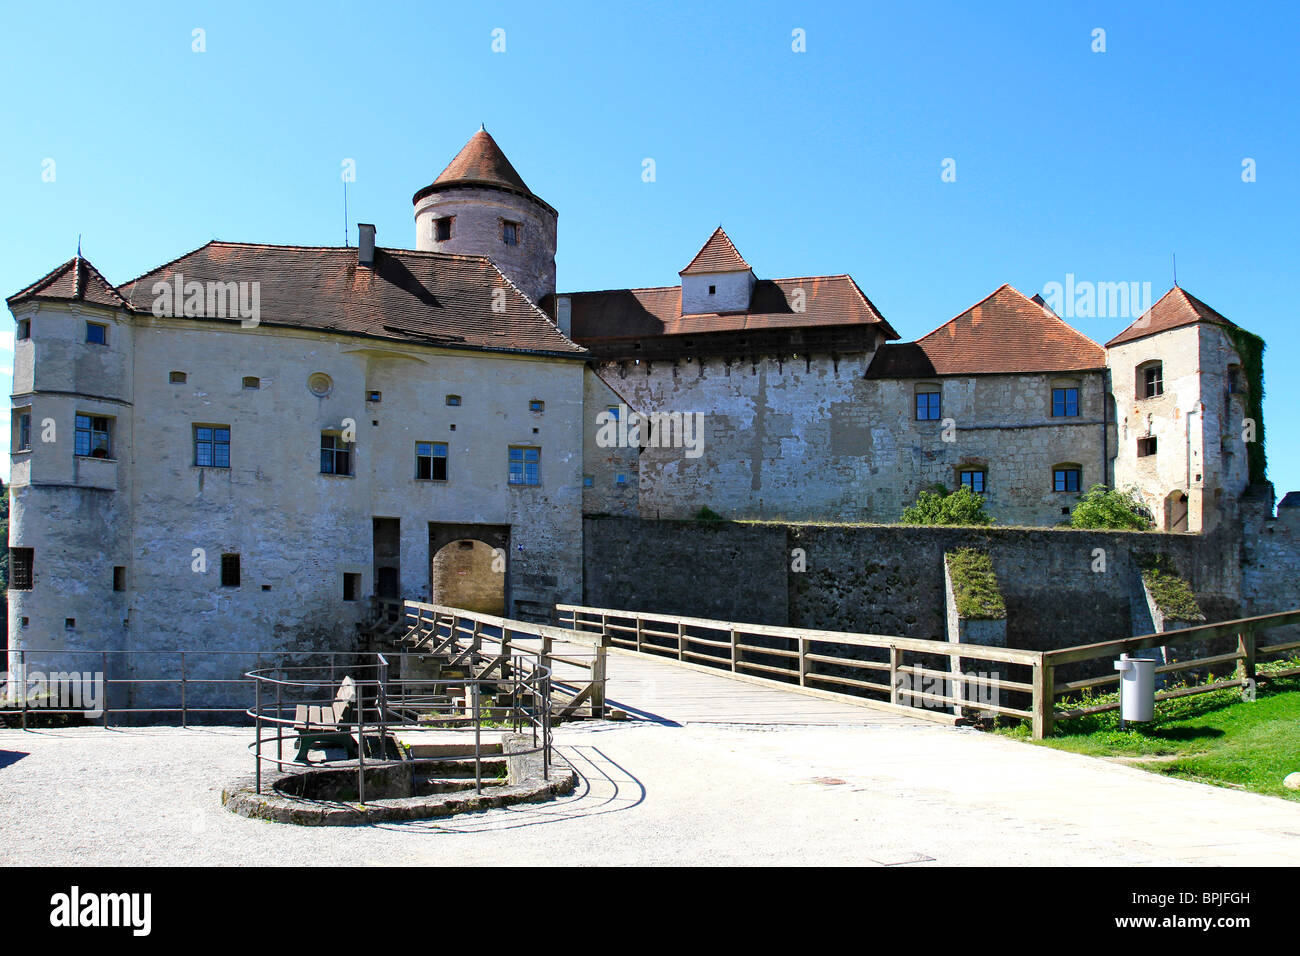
<box><xmin>680</xmin><ymin>226</ymin><xmax>752</xmax><ymax>275</ymax></box>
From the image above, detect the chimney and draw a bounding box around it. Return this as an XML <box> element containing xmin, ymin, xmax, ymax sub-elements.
<box><xmin>357</xmin><ymin>224</ymin><xmax>376</xmax><ymax>268</ymax></box>
<box><xmin>555</xmin><ymin>296</ymin><xmax>572</xmax><ymax>337</ymax></box>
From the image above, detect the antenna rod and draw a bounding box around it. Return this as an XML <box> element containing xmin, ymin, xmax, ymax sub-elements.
<box><xmin>343</xmin><ymin>180</ymin><xmax>349</xmax><ymax>247</ymax></box>
<box><xmin>1172</xmin><ymin>253</ymin><xmax>1178</xmax><ymax>288</ymax></box>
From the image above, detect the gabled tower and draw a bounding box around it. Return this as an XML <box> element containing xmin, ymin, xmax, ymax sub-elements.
<box><xmin>413</xmin><ymin>128</ymin><xmax>557</xmax><ymax>305</ymax></box>
<box><xmin>679</xmin><ymin>226</ymin><xmax>755</xmax><ymax>314</ymax></box>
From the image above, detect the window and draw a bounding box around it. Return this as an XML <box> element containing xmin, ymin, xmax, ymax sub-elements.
<box><xmin>1053</xmin><ymin>466</ymin><xmax>1082</xmax><ymax>492</ymax></box>
<box><xmin>169</xmin><ymin>371</ymin><xmax>187</xmax><ymax>384</ymax></box>
<box><xmin>1139</xmin><ymin>362</ymin><xmax>1164</xmax><ymax>398</ymax></box>
<box><xmin>1137</xmin><ymin>436</ymin><xmax>1158</xmax><ymax>458</ymax></box>
<box><xmin>1052</xmin><ymin>387</ymin><xmax>1080</xmax><ymax>417</ymax></box>
<box><xmin>343</xmin><ymin>573</ymin><xmax>361</xmax><ymax>602</ymax></box>
<box><xmin>435</xmin><ymin>217</ymin><xmax>452</xmax><ymax>241</ymax></box>
<box><xmin>366</xmin><ymin>390</ymin><xmax>382</xmax><ymax>403</ymax></box>
<box><xmin>606</xmin><ymin>405</ymin><xmax>621</xmax><ymax>421</ymax></box>
<box><xmin>446</xmin><ymin>394</ymin><xmax>461</xmax><ymax>407</ymax></box>
<box><xmin>415</xmin><ymin>441</ymin><xmax>448</xmax><ymax>481</ymax></box>
<box><xmin>708</xmin><ymin>285</ymin><xmax>716</xmax><ymax>295</ymax></box>
<box><xmin>502</xmin><ymin>220</ymin><xmax>519</xmax><ymax>246</ymax></box>
<box><xmin>14</xmin><ymin>410</ymin><xmax>31</xmax><ymax>452</ymax></box>
<box><xmin>17</xmin><ymin>319</ymin><xmax>31</xmax><ymax>340</ymax></box>
<box><xmin>74</xmin><ymin>414</ymin><xmax>113</xmax><ymax>458</ymax></box>
<box><xmin>959</xmin><ymin>469</ymin><xmax>987</xmax><ymax>494</ymax></box>
<box><xmin>529</xmin><ymin>399</ymin><xmax>545</xmax><ymax>413</ymax></box>
<box><xmin>583</xmin><ymin>475</ymin><xmax>594</xmax><ymax>488</ymax></box>
<box><xmin>113</xmin><ymin>566</ymin><xmax>126</xmax><ymax>592</ymax></box>
<box><xmin>10</xmin><ymin>548</ymin><xmax>33</xmax><ymax>590</ymax></box>
<box><xmin>320</xmin><ymin>432</ymin><xmax>353</xmax><ymax>476</ymax></box>
<box><xmin>220</xmin><ymin>554</ymin><xmax>240</xmax><ymax>588</ymax></box>
<box><xmin>508</xmin><ymin>446</ymin><xmax>540</xmax><ymax>486</ymax></box>
<box><xmin>615</xmin><ymin>473</ymin><xmax>628</xmax><ymax>486</ymax></box>
<box><xmin>85</xmin><ymin>322</ymin><xmax>108</xmax><ymax>345</ymax></box>
<box><xmin>65</xmin><ymin>618</ymin><xmax>76</xmax><ymax>630</ymax></box>
<box><xmin>915</xmin><ymin>387</ymin><xmax>941</xmax><ymax>421</ymax></box>
<box><xmin>242</xmin><ymin>376</ymin><xmax>260</xmax><ymax>389</ymax></box>
<box><xmin>194</xmin><ymin>425</ymin><xmax>231</xmax><ymax>468</ymax></box>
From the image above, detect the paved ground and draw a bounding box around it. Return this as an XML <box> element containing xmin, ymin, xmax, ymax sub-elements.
<box><xmin>3</xmin><ymin>652</ymin><xmax>1299</xmax><ymax>866</ymax></box>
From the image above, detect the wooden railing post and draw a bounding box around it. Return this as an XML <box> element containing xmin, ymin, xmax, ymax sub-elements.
<box><xmin>889</xmin><ymin>646</ymin><xmax>902</xmax><ymax>706</ymax></box>
<box><xmin>591</xmin><ymin>643</ymin><xmax>607</xmax><ymax>718</ymax></box>
<box><xmin>1237</xmin><ymin>628</ymin><xmax>1256</xmax><ymax>683</ymax></box>
<box><xmin>677</xmin><ymin>620</ymin><xmax>685</xmax><ymax>661</ymax></box>
<box><xmin>730</xmin><ymin>628</ymin><xmax>737</xmax><ymax>672</ymax></box>
<box><xmin>635</xmin><ymin>616</ymin><xmax>643</xmax><ymax>653</ymax></box>
<box><xmin>798</xmin><ymin>637</ymin><xmax>807</xmax><ymax>687</ymax></box>
<box><xmin>1032</xmin><ymin>658</ymin><xmax>1054</xmax><ymax>740</ymax></box>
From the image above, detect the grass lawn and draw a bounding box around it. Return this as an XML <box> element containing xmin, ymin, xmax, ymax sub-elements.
<box><xmin>998</xmin><ymin>665</ymin><xmax>1300</xmax><ymax>801</ymax></box>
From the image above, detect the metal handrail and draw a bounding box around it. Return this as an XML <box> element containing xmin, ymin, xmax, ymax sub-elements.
<box><xmin>244</xmin><ymin>653</ymin><xmax>553</xmax><ymax>803</ymax></box>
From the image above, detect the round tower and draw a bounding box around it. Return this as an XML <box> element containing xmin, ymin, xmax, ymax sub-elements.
<box><xmin>413</xmin><ymin>128</ymin><xmax>557</xmax><ymax>305</ymax></box>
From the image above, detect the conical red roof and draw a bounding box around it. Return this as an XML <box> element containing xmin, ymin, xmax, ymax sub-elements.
<box><xmin>413</xmin><ymin>129</ymin><xmax>551</xmax><ymax>212</ymax></box>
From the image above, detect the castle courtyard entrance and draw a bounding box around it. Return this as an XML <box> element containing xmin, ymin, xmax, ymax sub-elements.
<box><xmin>428</xmin><ymin>522</ymin><xmax>510</xmax><ymax>615</ymax></box>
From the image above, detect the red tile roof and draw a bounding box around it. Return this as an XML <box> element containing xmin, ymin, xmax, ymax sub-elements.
<box><xmin>680</xmin><ymin>227</ymin><xmax>751</xmax><ymax>275</ymax></box>
<box><xmin>567</xmin><ymin>274</ymin><xmax>898</xmax><ymax>342</ymax></box>
<box><xmin>7</xmin><ymin>256</ymin><xmax>129</xmax><ymax>310</ymax></box>
<box><xmin>411</xmin><ymin>129</ymin><xmax>554</xmax><ymax>213</ymax></box>
<box><xmin>1105</xmin><ymin>286</ymin><xmax>1238</xmax><ymax>347</ymax></box>
<box><xmin>868</xmin><ymin>284</ymin><xmax>1105</xmax><ymax>377</ymax></box>
<box><xmin>109</xmin><ymin>242</ymin><xmax>584</xmax><ymax>357</ymax></box>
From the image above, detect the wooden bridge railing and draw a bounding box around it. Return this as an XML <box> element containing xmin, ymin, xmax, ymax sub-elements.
<box><xmin>555</xmin><ymin>603</ymin><xmax>1300</xmax><ymax>738</ymax></box>
<box><xmin>369</xmin><ymin>599</ymin><xmax>610</xmax><ymax>718</ymax></box>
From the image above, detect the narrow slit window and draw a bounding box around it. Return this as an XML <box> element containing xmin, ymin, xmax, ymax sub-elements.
<box><xmin>220</xmin><ymin>554</ymin><xmax>241</xmax><ymax>588</ymax></box>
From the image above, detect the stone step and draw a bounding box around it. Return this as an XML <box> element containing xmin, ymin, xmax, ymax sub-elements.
<box><xmin>392</xmin><ymin>729</ymin><xmax>505</xmax><ymax>758</ymax></box>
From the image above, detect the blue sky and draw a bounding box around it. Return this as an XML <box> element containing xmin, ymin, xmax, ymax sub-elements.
<box><xmin>2</xmin><ymin>0</ymin><xmax>1296</xmax><ymax>493</ymax></box>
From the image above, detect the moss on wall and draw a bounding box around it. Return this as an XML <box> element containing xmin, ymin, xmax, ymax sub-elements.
<box><xmin>1225</xmin><ymin>326</ymin><xmax>1267</xmax><ymax>484</ymax></box>
<box><xmin>1140</xmin><ymin>554</ymin><xmax>1205</xmax><ymax>622</ymax></box>
<box><xmin>946</xmin><ymin>548</ymin><xmax>1007</xmax><ymax>620</ymax></box>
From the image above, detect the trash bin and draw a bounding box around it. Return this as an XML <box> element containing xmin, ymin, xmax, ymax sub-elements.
<box><xmin>1114</xmin><ymin>653</ymin><xmax>1156</xmax><ymax>723</ymax></box>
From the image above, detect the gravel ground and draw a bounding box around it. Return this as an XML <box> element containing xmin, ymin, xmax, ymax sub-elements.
<box><xmin>3</xmin><ymin>720</ymin><xmax>1299</xmax><ymax>866</ymax></box>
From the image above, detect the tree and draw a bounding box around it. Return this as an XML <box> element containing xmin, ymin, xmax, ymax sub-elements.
<box><xmin>1069</xmin><ymin>484</ymin><xmax>1153</xmax><ymax>530</ymax></box>
<box><xmin>900</xmin><ymin>484</ymin><xmax>993</xmax><ymax>526</ymax></box>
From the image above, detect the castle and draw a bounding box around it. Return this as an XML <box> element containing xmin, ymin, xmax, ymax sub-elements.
<box><xmin>6</xmin><ymin>129</ymin><xmax>1292</xmax><ymax>670</ymax></box>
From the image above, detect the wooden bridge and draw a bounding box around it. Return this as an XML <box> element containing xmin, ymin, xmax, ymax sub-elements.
<box><xmin>363</xmin><ymin>599</ymin><xmax>1300</xmax><ymax>737</ymax></box>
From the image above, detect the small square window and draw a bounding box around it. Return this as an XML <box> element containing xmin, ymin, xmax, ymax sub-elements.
<box><xmin>529</xmin><ymin>399</ymin><xmax>545</xmax><ymax>413</ymax></box>
<box><xmin>242</xmin><ymin>376</ymin><xmax>260</xmax><ymax>390</ymax></box>
<box><xmin>615</xmin><ymin>473</ymin><xmax>628</xmax><ymax>485</ymax></box>
<box><xmin>74</xmin><ymin>414</ymin><xmax>113</xmax><ymax>458</ymax></box>
<box><xmin>508</xmin><ymin>445</ymin><xmax>541</xmax><ymax>486</ymax></box>
<box><xmin>320</xmin><ymin>432</ymin><xmax>353</xmax><ymax>476</ymax></box>
<box><xmin>708</xmin><ymin>285</ymin><xmax>716</xmax><ymax>295</ymax></box>
<box><xmin>582</xmin><ymin>475</ymin><xmax>594</xmax><ymax>488</ymax></box>
<box><xmin>113</xmin><ymin>566</ymin><xmax>126</xmax><ymax>592</ymax></box>
<box><xmin>65</xmin><ymin>618</ymin><xmax>76</xmax><ymax>630</ymax></box>
<box><xmin>1052</xmin><ymin>387</ymin><xmax>1079</xmax><ymax>417</ymax></box>
<box><xmin>86</xmin><ymin>322</ymin><xmax>108</xmax><ymax>345</ymax></box>
<box><xmin>1053</xmin><ymin>468</ymin><xmax>1082</xmax><ymax>493</ymax></box>
<box><xmin>194</xmin><ymin>425</ymin><xmax>231</xmax><ymax>468</ymax></box>
<box><xmin>367</xmin><ymin>390</ymin><xmax>382</xmax><ymax>403</ymax></box>
<box><xmin>959</xmin><ymin>470</ymin><xmax>986</xmax><ymax>494</ymax></box>
<box><xmin>1137</xmin><ymin>436</ymin><xmax>1158</xmax><ymax>458</ymax></box>
<box><xmin>170</xmin><ymin>371</ymin><xmax>187</xmax><ymax>384</ymax></box>
<box><xmin>343</xmin><ymin>573</ymin><xmax>361</xmax><ymax>602</ymax></box>
<box><xmin>416</xmin><ymin>441</ymin><xmax>449</xmax><ymax>481</ymax></box>
<box><xmin>17</xmin><ymin>319</ymin><xmax>31</xmax><ymax>340</ymax></box>
<box><xmin>607</xmin><ymin>405</ymin><xmax>621</xmax><ymax>421</ymax></box>
<box><xmin>446</xmin><ymin>394</ymin><xmax>461</xmax><ymax>407</ymax></box>
<box><xmin>221</xmin><ymin>554</ymin><xmax>241</xmax><ymax>588</ymax></box>
<box><xmin>435</xmin><ymin>217</ymin><xmax>452</xmax><ymax>241</ymax></box>
<box><xmin>915</xmin><ymin>390</ymin><xmax>941</xmax><ymax>421</ymax></box>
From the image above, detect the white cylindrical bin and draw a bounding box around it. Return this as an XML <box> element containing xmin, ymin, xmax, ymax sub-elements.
<box><xmin>1114</xmin><ymin>654</ymin><xmax>1156</xmax><ymax>723</ymax></box>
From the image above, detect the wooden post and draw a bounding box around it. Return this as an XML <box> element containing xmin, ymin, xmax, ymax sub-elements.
<box><xmin>798</xmin><ymin>637</ymin><xmax>807</xmax><ymax>687</ymax></box>
<box><xmin>635</xmin><ymin>616</ymin><xmax>643</xmax><ymax>653</ymax></box>
<box><xmin>889</xmin><ymin>646</ymin><xmax>902</xmax><ymax>706</ymax></box>
<box><xmin>677</xmin><ymin>620</ymin><xmax>685</xmax><ymax>661</ymax></box>
<box><xmin>1237</xmin><ymin>628</ymin><xmax>1256</xmax><ymax>682</ymax></box>
<box><xmin>1032</xmin><ymin>659</ymin><xmax>1055</xmax><ymax>740</ymax></box>
<box><xmin>591</xmin><ymin>643</ymin><xmax>607</xmax><ymax>718</ymax></box>
<box><xmin>729</xmin><ymin>629</ymin><xmax>737</xmax><ymax>672</ymax></box>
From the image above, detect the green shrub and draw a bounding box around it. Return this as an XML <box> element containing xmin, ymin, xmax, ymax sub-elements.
<box><xmin>695</xmin><ymin>506</ymin><xmax>724</xmax><ymax>522</ymax></box>
<box><xmin>900</xmin><ymin>484</ymin><xmax>993</xmax><ymax>526</ymax></box>
<box><xmin>1139</xmin><ymin>554</ymin><xmax>1205</xmax><ymax>622</ymax></box>
<box><xmin>1069</xmin><ymin>484</ymin><xmax>1152</xmax><ymax>530</ymax></box>
<box><xmin>946</xmin><ymin>548</ymin><xmax>1006</xmax><ymax>619</ymax></box>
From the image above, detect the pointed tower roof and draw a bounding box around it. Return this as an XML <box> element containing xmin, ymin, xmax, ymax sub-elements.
<box><xmin>1105</xmin><ymin>286</ymin><xmax>1239</xmax><ymax>347</ymax></box>
<box><xmin>412</xmin><ymin>129</ymin><xmax>554</xmax><ymax>213</ymax></box>
<box><xmin>6</xmin><ymin>255</ymin><xmax>128</xmax><ymax>309</ymax></box>
<box><xmin>680</xmin><ymin>227</ymin><xmax>751</xmax><ymax>275</ymax></box>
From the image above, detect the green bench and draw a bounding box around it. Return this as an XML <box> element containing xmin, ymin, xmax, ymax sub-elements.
<box><xmin>292</xmin><ymin>676</ymin><xmax>358</xmax><ymax>763</ymax></box>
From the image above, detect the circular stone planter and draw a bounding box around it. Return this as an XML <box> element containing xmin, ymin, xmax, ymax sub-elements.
<box><xmin>223</xmin><ymin>733</ymin><xmax>575</xmax><ymax>826</ymax></box>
